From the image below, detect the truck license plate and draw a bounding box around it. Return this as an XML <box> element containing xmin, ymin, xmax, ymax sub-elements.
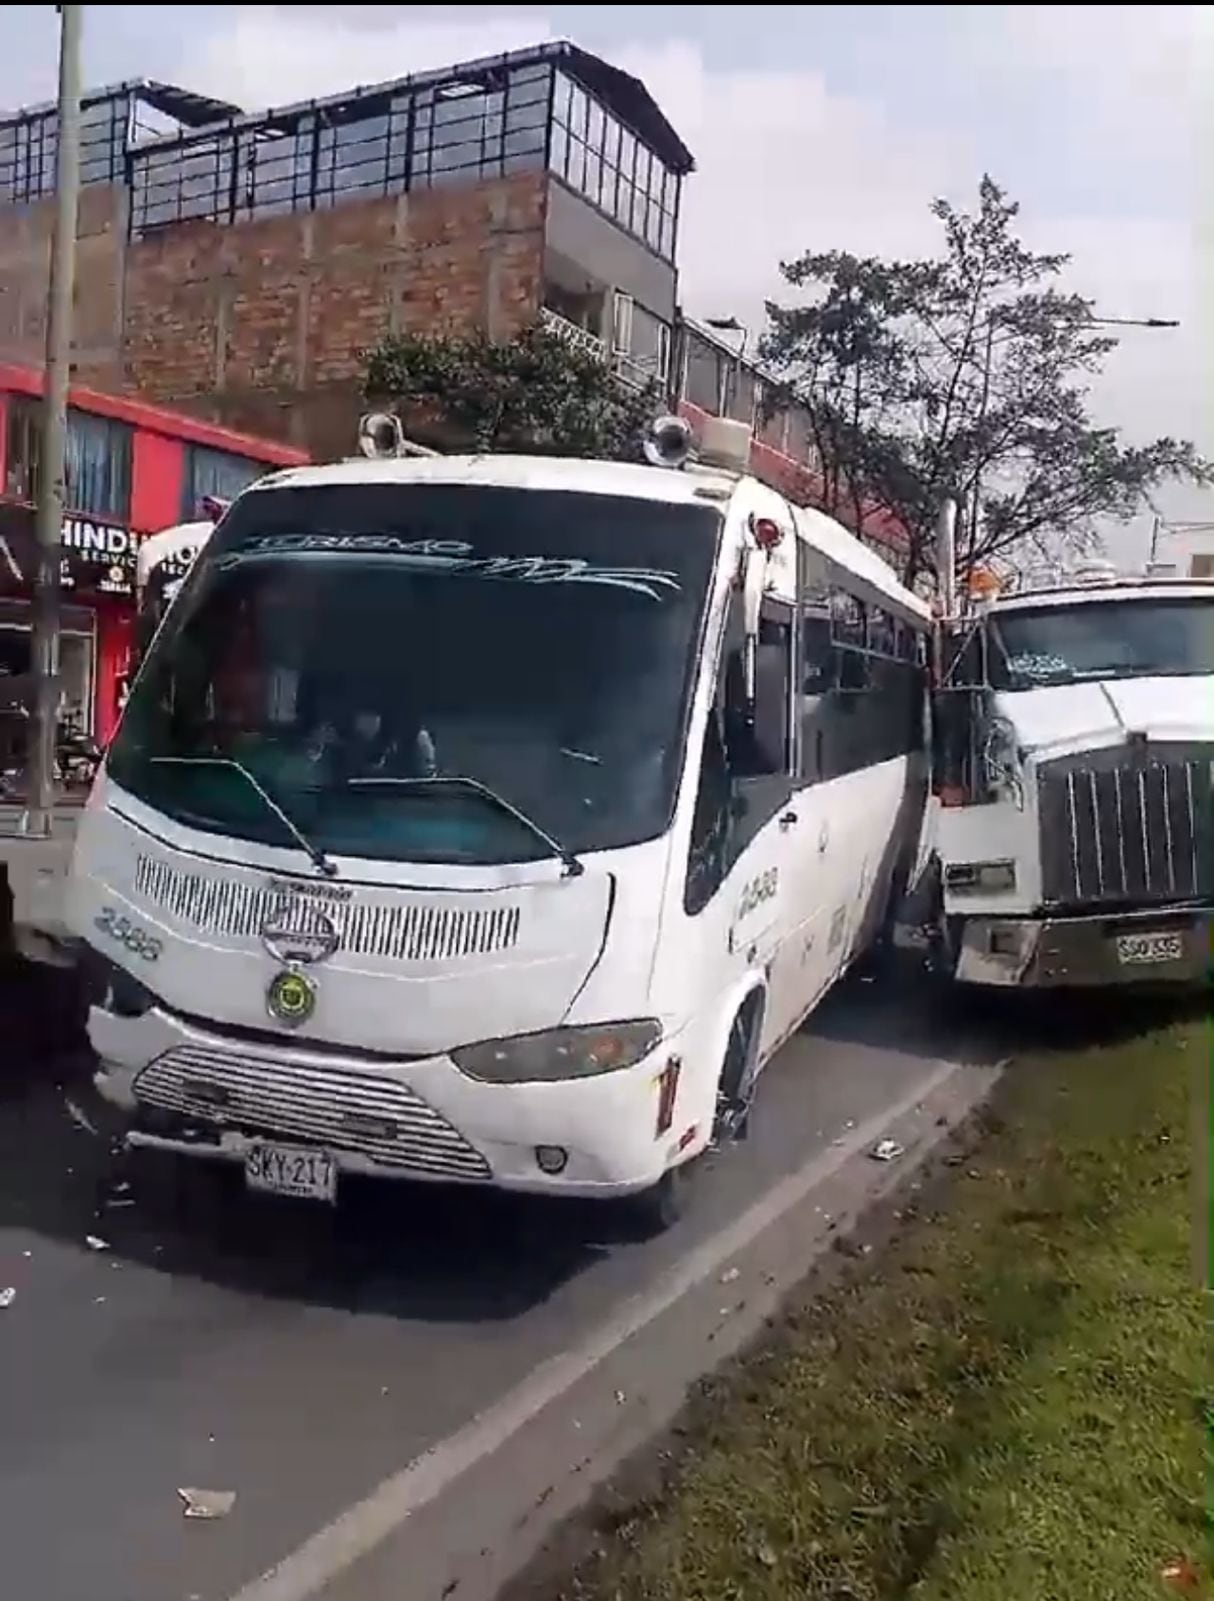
<box><xmin>1115</xmin><ymin>932</ymin><xmax>1184</xmax><ymax>966</ymax></box>
<box><xmin>245</xmin><ymin>1143</ymin><xmax>337</xmax><ymax>1202</ymax></box>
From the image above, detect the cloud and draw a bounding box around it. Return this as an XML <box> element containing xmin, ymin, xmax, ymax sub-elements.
<box><xmin>188</xmin><ymin>5</ymin><xmax>555</xmax><ymax>109</ymax></box>
<box><xmin>8</xmin><ymin>2</ymin><xmax>1207</xmax><ymax>552</ymax></box>
<box><xmin>612</xmin><ymin>39</ymin><xmax>966</xmax><ymax>330</ymax></box>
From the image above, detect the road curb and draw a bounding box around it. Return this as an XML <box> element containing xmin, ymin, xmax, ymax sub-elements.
<box><xmin>226</xmin><ymin>1054</ymin><xmax>1006</xmax><ymax>1601</ymax></box>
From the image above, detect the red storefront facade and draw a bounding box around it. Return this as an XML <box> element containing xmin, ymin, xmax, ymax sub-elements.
<box><xmin>0</xmin><ymin>365</ymin><xmax>307</xmax><ymax>744</ymax></box>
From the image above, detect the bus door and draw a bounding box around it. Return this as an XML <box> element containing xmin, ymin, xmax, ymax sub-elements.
<box><xmin>779</xmin><ymin>548</ymin><xmax>848</xmax><ymax>1011</ymax></box>
<box><xmin>715</xmin><ymin>570</ymin><xmax>826</xmax><ymax>1051</ymax></box>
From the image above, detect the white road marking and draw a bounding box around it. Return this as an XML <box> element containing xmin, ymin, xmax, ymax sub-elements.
<box><xmin>228</xmin><ymin>1055</ymin><xmax>966</xmax><ymax>1601</ymax></box>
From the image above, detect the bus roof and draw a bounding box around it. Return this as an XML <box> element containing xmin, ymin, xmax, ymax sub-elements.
<box><xmin>253</xmin><ymin>454</ymin><xmax>928</xmax><ymax>621</ymax></box>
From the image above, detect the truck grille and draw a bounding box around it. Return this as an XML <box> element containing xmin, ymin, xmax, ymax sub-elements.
<box><xmin>134</xmin><ymin>1043</ymin><xmax>491</xmax><ymax>1181</ymax></box>
<box><xmin>133</xmin><ymin>853</ymin><xmax>521</xmax><ymax>963</ymax></box>
<box><xmin>1038</xmin><ymin>742</ymin><xmax>1214</xmax><ymax>908</ymax></box>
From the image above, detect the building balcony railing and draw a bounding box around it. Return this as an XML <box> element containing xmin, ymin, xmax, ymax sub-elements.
<box><xmin>539</xmin><ymin>307</ymin><xmax>658</xmax><ymax>393</ymax></box>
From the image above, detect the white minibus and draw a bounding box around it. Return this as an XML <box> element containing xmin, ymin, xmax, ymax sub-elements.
<box><xmin>67</xmin><ymin>416</ymin><xmax>932</xmax><ymax>1230</ymax></box>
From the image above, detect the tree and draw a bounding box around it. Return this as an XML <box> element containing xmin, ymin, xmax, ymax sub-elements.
<box><xmin>364</xmin><ymin>322</ymin><xmax>658</xmax><ymax>460</ymax></box>
<box><xmin>761</xmin><ymin>176</ymin><xmax>1211</xmax><ymax>586</ymax></box>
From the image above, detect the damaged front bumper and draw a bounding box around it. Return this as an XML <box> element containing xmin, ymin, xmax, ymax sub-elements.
<box><xmin>951</xmin><ymin>905</ymin><xmax>1212</xmax><ymax>988</ymax></box>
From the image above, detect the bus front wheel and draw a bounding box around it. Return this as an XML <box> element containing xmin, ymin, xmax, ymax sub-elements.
<box><xmin>713</xmin><ymin>995</ymin><xmax>765</xmax><ymax>1144</ymax></box>
<box><xmin>616</xmin><ymin>1165</ymin><xmax>690</xmax><ymax>1238</ymax></box>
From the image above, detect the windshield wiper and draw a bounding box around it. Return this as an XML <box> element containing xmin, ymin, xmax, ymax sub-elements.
<box><xmin>347</xmin><ymin>774</ymin><xmax>585</xmax><ymax>878</ymax></box>
<box><xmin>151</xmin><ymin>755</ymin><xmax>338</xmax><ymax>877</ymax></box>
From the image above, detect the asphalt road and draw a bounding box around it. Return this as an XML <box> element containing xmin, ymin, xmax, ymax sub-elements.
<box><xmin>0</xmin><ymin>974</ymin><xmax>1057</xmax><ymax>1601</ymax></box>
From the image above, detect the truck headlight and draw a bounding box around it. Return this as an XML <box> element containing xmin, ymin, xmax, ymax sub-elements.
<box><xmin>452</xmin><ymin>1020</ymin><xmax>662</xmax><ymax>1084</ymax></box>
<box><xmin>945</xmin><ymin>860</ymin><xmax>1018</xmax><ymax>894</ymax></box>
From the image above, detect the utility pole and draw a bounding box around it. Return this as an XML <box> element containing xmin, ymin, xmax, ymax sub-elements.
<box><xmin>26</xmin><ymin>3</ymin><xmax>83</xmax><ymax>837</ymax></box>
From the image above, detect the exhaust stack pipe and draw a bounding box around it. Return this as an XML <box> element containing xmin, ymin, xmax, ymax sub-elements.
<box><xmin>935</xmin><ymin>497</ymin><xmax>958</xmax><ymax>620</ymax></box>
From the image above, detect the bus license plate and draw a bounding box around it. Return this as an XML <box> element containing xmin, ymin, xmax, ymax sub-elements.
<box><xmin>245</xmin><ymin>1143</ymin><xmax>337</xmax><ymax>1203</ymax></box>
<box><xmin>1115</xmin><ymin>932</ymin><xmax>1184</xmax><ymax>967</ymax></box>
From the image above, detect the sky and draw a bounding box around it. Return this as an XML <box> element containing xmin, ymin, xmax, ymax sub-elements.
<box><xmin>3</xmin><ymin>3</ymin><xmax>1209</xmax><ymax>564</ymax></box>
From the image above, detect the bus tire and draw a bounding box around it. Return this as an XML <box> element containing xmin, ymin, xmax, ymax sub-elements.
<box><xmin>616</xmin><ymin>1165</ymin><xmax>690</xmax><ymax>1238</ymax></box>
<box><xmin>713</xmin><ymin>993</ymin><xmax>765</xmax><ymax>1145</ymax></box>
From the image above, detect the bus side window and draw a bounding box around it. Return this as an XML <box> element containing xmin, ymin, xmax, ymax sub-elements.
<box><xmin>797</xmin><ymin>564</ymin><xmax>929</xmax><ymax>783</ymax></box>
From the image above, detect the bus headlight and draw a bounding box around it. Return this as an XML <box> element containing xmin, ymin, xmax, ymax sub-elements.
<box><xmin>452</xmin><ymin>1020</ymin><xmax>662</xmax><ymax>1084</ymax></box>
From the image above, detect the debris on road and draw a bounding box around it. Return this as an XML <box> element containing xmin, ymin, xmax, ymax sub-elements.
<box><xmin>870</xmin><ymin>1138</ymin><xmax>905</xmax><ymax>1163</ymax></box>
<box><xmin>1161</xmin><ymin>1558</ymin><xmax>1202</xmax><ymax>1594</ymax></box>
<box><xmin>64</xmin><ymin>1098</ymin><xmax>99</xmax><ymax>1137</ymax></box>
<box><xmin>84</xmin><ymin>1235</ymin><xmax>110</xmax><ymax>1252</ymax></box>
<box><xmin>719</xmin><ymin>1266</ymin><xmax>740</xmax><ymax>1284</ymax></box>
<box><xmin>178</xmin><ymin>1488</ymin><xmax>236</xmax><ymax>1521</ymax></box>
<box><xmin>0</xmin><ymin>1287</ymin><xmax>15</xmax><ymax>1309</ymax></box>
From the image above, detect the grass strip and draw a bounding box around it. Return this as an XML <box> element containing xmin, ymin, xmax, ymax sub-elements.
<box><xmin>551</xmin><ymin>1018</ymin><xmax>1209</xmax><ymax>1601</ymax></box>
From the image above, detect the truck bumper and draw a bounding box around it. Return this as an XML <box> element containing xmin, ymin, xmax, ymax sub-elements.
<box><xmin>953</xmin><ymin>906</ymin><xmax>1213</xmax><ymax>988</ymax></box>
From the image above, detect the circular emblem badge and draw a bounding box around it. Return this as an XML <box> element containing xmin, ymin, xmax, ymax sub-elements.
<box><xmin>266</xmin><ymin>969</ymin><xmax>316</xmax><ymax>1028</ymax></box>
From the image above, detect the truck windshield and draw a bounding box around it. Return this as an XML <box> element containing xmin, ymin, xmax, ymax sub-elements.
<box><xmin>989</xmin><ymin>597</ymin><xmax>1214</xmax><ymax>689</ymax></box>
<box><xmin>108</xmin><ymin>482</ymin><xmax>720</xmax><ymax>865</ymax></box>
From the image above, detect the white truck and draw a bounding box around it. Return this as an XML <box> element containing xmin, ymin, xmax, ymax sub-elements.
<box><xmin>931</xmin><ymin>569</ymin><xmax>1213</xmax><ymax>987</ymax></box>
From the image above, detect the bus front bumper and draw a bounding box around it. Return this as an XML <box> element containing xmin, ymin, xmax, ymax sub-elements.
<box><xmin>952</xmin><ymin>906</ymin><xmax>1212</xmax><ymax>988</ymax></box>
<box><xmin>85</xmin><ymin>1003</ymin><xmax>695</xmax><ymax>1200</ymax></box>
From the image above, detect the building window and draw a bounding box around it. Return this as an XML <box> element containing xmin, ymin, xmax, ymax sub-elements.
<box><xmin>548</xmin><ymin>72</ymin><xmax>679</xmax><ymax>262</ymax></box>
<box><xmin>129</xmin><ymin>63</ymin><xmax>551</xmax><ymax>235</ymax></box>
<box><xmin>626</xmin><ymin>301</ymin><xmax>672</xmax><ymax>388</ymax></box>
<box><xmin>0</xmin><ymin>93</ymin><xmax>129</xmax><ymax>206</ymax></box>
<box><xmin>65</xmin><ymin>409</ymin><xmax>132</xmax><ymax>522</ymax></box>
<box><xmin>2</xmin><ymin>400</ymin><xmax>131</xmax><ymax>522</ymax></box>
<box><xmin>3</xmin><ymin>396</ymin><xmax>40</xmax><ymax>503</ymax></box>
<box><xmin>181</xmin><ymin>445</ymin><xmax>264</xmax><ymax>519</ymax></box>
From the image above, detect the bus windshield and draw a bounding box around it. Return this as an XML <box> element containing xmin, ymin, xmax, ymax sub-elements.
<box><xmin>989</xmin><ymin>597</ymin><xmax>1214</xmax><ymax>689</ymax></box>
<box><xmin>108</xmin><ymin>482</ymin><xmax>720</xmax><ymax>865</ymax></box>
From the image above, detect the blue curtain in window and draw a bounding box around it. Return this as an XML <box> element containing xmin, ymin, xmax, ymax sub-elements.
<box><xmin>182</xmin><ymin>446</ymin><xmax>263</xmax><ymax>519</ymax></box>
<box><xmin>65</xmin><ymin>409</ymin><xmax>131</xmax><ymax>521</ymax></box>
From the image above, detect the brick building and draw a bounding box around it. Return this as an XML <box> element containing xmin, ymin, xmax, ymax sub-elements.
<box><xmin>0</xmin><ymin>45</ymin><xmax>692</xmax><ymax>457</ymax></box>
<box><xmin>1</xmin><ymin>44</ymin><xmax>910</xmax><ymax>567</ymax></box>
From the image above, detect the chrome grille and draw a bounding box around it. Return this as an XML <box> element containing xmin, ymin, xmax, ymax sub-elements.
<box><xmin>1038</xmin><ymin>742</ymin><xmax>1214</xmax><ymax>908</ymax></box>
<box><xmin>134</xmin><ymin>1043</ymin><xmax>491</xmax><ymax>1180</ymax></box>
<box><xmin>133</xmin><ymin>854</ymin><xmax>521</xmax><ymax>962</ymax></box>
